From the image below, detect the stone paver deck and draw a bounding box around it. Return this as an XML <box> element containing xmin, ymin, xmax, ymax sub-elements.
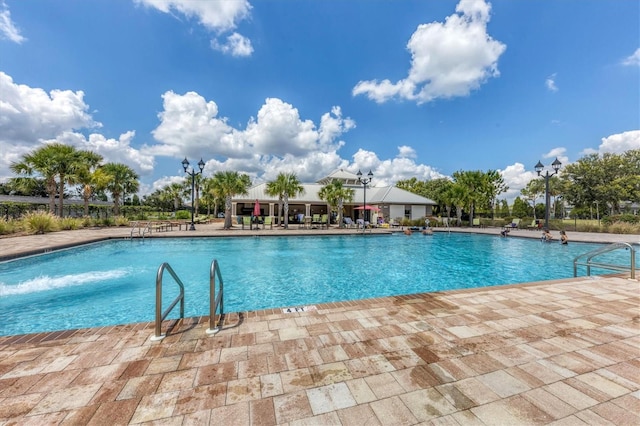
<box><xmin>0</xmin><ymin>225</ymin><xmax>638</xmax><ymax>424</ymax></box>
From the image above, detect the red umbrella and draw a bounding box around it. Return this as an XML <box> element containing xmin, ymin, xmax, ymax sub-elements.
<box><xmin>253</xmin><ymin>199</ymin><xmax>261</xmax><ymax>217</ymax></box>
<box><xmin>354</xmin><ymin>205</ymin><xmax>379</xmax><ymax>211</ymax></box>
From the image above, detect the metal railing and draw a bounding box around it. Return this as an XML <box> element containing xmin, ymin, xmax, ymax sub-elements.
<box><xmin>573</xmin><ymin>242</ymin><xmax>637</xmax><ymax>280</ymax></box>
<box><xmin>206</xmin><ymin>259</ymin><xmax>225</xmax><ymax>335</ymax></box>
<box><xmin>130</xmin><ymin>221</ymin><xmax>151</xmax><ymax>239</ymax></box>
<box><xmin>151</xmin><ymin>262</ymin><xmax>185</xmax><ymax>340</ymax></box>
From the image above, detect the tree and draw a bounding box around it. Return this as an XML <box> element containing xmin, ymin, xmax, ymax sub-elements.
<box><xmin>76</xmin><ymin>151</ymin><xmax>104</xmax><ymax>216</ymax></box>
<box><xmin>100</xmin><ymin>163</ymin><xmax>140</xmax><ymax>216</ymax></box>
<box><xmin>318</xmin><ymin>179</ymin><xmax>354</xmax><ymax>228</ymax></box>
<box><xmin>520</xmin><ymin>178</ymin><xmax>544</xmax><ymax>219</ymax></box>
<box><xmin>265</xmin><ymin>173</ymin><xmax>305</xmax><ymax>229</ymax></box>
<box><xmin>201</xmin><ymin>176</ymin><xmax>224</xmax><ymax>216</ymax></box>
<box><xmin>417</xmin><ymin>178</ymin><xmax>453</xmax><ymax>216</ymax></box>
<box><xmin>444</xmin><ymin>183</ymin><xmax>469</xmax><ymax>226</ymax></box>
<box><xmin>211</xmin><ymin>171</ymin><xmax>251</xmax><ymax>229</ymax></box>
<box><xmin>511</xmin><ymin>196</ymin><xmax>530</xmax><ymax>218</ymax></box>
<box><xmin>498</xmin><ymin>199</ymin><xmax>510</xmax><ymax>218</ymax></box>
<box><xmin>452</xmin><ymin>170</ymin><xmax>484</xmax><ymax>225</ymax></box>
<box><xmin>165</xmin><ymin>183</ymin><xmax>185</xmax><ymax>212</ymax></box>
<box><xmin>4</xmin><ymin>177</ymin><xmax>48</xmax><ymax>197</ymax></box>
<box><xmin>562</xmin><ymin>150</ymin><xmax>640</xmax><ymax>215</ymax></box>
<box><xmin>483</xmin><ymin>170</ymin><xmax>508</xmax><ymax>219</ymax></box>
<box><xmin>10</xmin><ymin>143</ymin><xmax>73</xmax><ymax>215</ymax></box>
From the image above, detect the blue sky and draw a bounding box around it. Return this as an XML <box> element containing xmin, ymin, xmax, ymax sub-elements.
<box><xmin>1</xmin><ymin>0</ymin><xmax>638</xmax><ymax>202</ymax></box>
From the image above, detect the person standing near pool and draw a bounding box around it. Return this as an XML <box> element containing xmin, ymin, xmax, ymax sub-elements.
<box><xmin>542</xmin><ymin>229</ymin><xmax>553</xmax><ymax>242</ymax></box>
<box><xmin>560</xmin><ymin>230</ymin><xmax>568</xmax><ymax>245</ymax></box>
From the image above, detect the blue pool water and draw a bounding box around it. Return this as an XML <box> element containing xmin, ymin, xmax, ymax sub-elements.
<box><xmin>0</xmin><ymin>233</ymin><xmax>625</xmax><ymax>336</ymax></box>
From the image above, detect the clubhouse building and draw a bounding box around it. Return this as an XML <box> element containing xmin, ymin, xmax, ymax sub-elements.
<box><xmin>231</xmin><ymin>170</ymin><xmax>437</xmax><ymax>224</ymax></box>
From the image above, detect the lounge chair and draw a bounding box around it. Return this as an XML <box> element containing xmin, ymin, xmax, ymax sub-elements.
<box><xmin>320</xmin><ymin>214</ymin><xmax>328</xmax><ymax>229</ymax></box>
<box><xmin>527</xmin><ymin>219</ymin><xmax>540</xmax><ymax>231</ymax></box>
<box><xmin>343</xmin><ymin>217</ymin><xmax>355</xmax><ymax>228</ymax></box>
<box><xmin>242</xmin><ymin>216</ymin><xmax>251</xmax><ymax>230</ymax></box>
<box><xmin>263</xmin><ymin>216</ymin><xmax>273</xmax><ymax>229</ymax></box>
<box><xmin>472</xmin><ymin>218</ymin><xmax>481</xmax><ymax>227</ymax></box>
<box><xmin>504</xmin><ymin>218</ymin><xmax>521</xmax><ymax>229</ymax></box>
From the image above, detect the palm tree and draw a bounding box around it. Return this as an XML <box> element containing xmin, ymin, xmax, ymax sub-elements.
<box><xmin>100</xmin><ymin>163</ymin><xmax>140</xmax><ymax>216</ymax></box>
<box><xmin>452</xmin><ymin>170</ymin><xmax>485</xmax><ymax>226</ymax></box>
<box><xmin>76</xmin><ymin>151</ymin><xmax>104</xmax><ymax>217</ymax></box>
<box><xmin>165</xmin><ymin>183</ymin><xmax>185</xmax><ymax>212</ymax></box>
<box><xmin>10</xmin><ymin>143</ymin><xmax>75</xmax><ymax>215</ymax></box>
<box><xmin>266</xmin><ymin>173</ymin><xmax>305</xmax><ymax>229</ymax></box>
<box><xmin>318</xmin><ymin>179</ymin><xmax>354</xmax><ymax>228</ymax></box>
<box><xmin>445</xmin><ymin>182</ymin><xmax>470</xmax><ymax>226</ymax></box>
<box><xmin>202</xmin><ymin>176</ymin><xmax>224</xmax><ymax>217</ymax></box>
<box><xmin>211</xmin><ymin>171</ymin><xmax>251</xmax><ymax>229</ymax></box>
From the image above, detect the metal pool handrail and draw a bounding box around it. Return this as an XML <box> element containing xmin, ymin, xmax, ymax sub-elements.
<box><xmin>573</xmin><ymin>242</ymin><xmax>637</xmax><ymax>280</ymax></box>
<box><xmin>151</xmin><ymin>262</ymin><xmax>185</xmax><ymax>340</ymax></box>
<box><xmin>130</xmin><ymin>221</ymin><xmax>151</xmax><ymax>239</ymax></box>
<box><xmin>206</xmin><ymin>259</ymin><xmax>225</xmax><ymax>335</ymax></box>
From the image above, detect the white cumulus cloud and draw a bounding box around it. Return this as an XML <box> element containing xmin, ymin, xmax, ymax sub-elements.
<box><xmin>545</xmin><ymin>73</ymin><xmax>558</xmax><ymax>92</ymax></box>
<box><xmin>0</xmin><ymin>1</ymin><xmax>25</xmax><ymax>43</ymax></box>
<box><xmin>353</xmin><ymin>0</ymin><xmax>506</xmax><ymax>104</ymax></box>
<box><xmin>211</xmin><ymin>32</ymin><xmax>253</xmax><ymax>57</ymax></box>
<box><xmin>587</xmin><ymin>130</ymin><xmax>640</xmax><ymax>154</ymax></box>
<box><xmin>350</xmin><ymin>148</ymin><xmax>445</xmax><ymax>187</ymax></box>
<box><xmin>0</xmin><ymin>72</ymin><xmax>157</xmax><ymax>181</ymax></box>
<box><xmin>622</xmin><ymin>48</ymin><xmax>640</xmax><ymax>66</ymax></box>
<box><xmin>135</xmin><ymin>0</ymin><xmax>253</xmax><ymax>56</ymax></box>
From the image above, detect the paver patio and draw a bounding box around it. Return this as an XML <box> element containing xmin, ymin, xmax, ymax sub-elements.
<box><xmin>0</xmin><ymin>225</ymin><xmax>638</xmax><ymax>424</ymax></box>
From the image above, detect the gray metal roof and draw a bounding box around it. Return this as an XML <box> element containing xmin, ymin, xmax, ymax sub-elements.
<box><xmin>238</xmin><ymin>182</ymin><xmax>436</xmax><ymax>206</ymax></box>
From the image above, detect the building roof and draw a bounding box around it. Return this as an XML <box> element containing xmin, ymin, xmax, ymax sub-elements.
<box><xmin>236</xmin><ymin>170</ymin><xmax>436</xmax><ymax>206</ymax></box>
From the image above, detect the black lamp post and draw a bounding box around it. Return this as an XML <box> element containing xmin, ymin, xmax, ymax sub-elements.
<box><xmin>356</xmin><ymin>169</ymin><xmax>373</xmax><ymax>225</ymax></box>
<box><xmin>535</xmin><ymin>158</ymin><xmax>562</xmax><ymax>230</ymax></box>
<box><xmin>182</xmin><ymin>157</ymin><xmax>205</xmax><ymax>231</ymax></box>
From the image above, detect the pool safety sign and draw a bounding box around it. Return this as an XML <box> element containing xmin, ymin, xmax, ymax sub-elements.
<box><xmin>282</xmin><ymin>305</ymin><xmax>316</xmax><ymax>314</ymax></box>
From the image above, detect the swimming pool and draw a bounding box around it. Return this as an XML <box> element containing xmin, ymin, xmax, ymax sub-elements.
<box><xmin>0</xmin><ymin>233</ymin><xmax>624</xmax><ymax>336</ymax></box>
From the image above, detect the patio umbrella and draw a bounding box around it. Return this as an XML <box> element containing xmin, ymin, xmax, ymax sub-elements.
<box><xmin>354</xmin><ymin>205</ymin><xmax>379</xmax><ymax>211</ymax></box>
<box><xmin>253</xmin><ymin>199</ymin><xmax>261</xmax><ymax>217</ymax></box>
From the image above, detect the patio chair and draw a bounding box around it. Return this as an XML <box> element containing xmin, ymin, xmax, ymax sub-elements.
<box><xmin>504</xmin><ymin>218</ymin><xmax>521</xmax><ymax>230</ymax></box>
<box><xmin>242</xmin><ymin>216</ymin><xmax>251</xmax><ymax>230</ymax></box>
<box><xmin>320</xmin><ymin>214</ymin><xmax>328</xmax><ymax>229</ymax></box>
<box><xmin>263</xmin><ymin>216</ymin><xmax>273</xmax><ymax>229</ymax></box>
<box><xmin>343</xmin><ymin>217</ymin><xmax>355</xmax><ymax>228</ymax></box>
<box><xmin>472</xmin><ymin>218</ymin><xmax>481</xmax><ymax>227</ymax></box>
<box><xmin>527</xmin><ymin>219</ymin><xmax>540</xmax><ymax>231</ymax></box>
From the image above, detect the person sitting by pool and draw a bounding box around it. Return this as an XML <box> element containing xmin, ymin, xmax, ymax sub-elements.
<box><xmin>559</xmin><ymin>230</ymin><xmax>568</xmax><ymax>245</ymax></box>
<box><xmin>541</xmin><ymin>229</ymin><xmax>553</xmax><ymax>242</ymax></box>
<box><xmin>501</xmin><ymin>228</ymin><xmax>510</xmax><ymax>237</ymax></box>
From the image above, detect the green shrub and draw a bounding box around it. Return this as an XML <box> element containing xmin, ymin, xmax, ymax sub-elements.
<box><xmin>81</xmin><ymin>216</ymin><xmax>95</xmax><ymax>227</ymax></box>
<box><xmin>0</xmin><ymin>219</ymin><xmax>18</xmax><ymax>235</ymax></box>
<box><xmin>59</xmin><ymin>217</ymin><xmax>81</xmax><ymax>230</ymax></box>
<box><xmin>606</xmin><ymin>222</ymin><xmax>640</xmax><ymax>234</ymax></box>
<box><xmin>175</xmin><ymin>210</ymin><xmax>191</xmax><ymax>220</ymax></box>
<box><xmin>114</xmin><ymin>215</ymin><xmax>130</xmax><ymax>226</ymax></box>
<box><xmin>602</xmin><ymin>214</ymin><xmax>639</xmax><ymax>226</ymax></box>
<box><xmin>22</xmin><ymin>211</ymin><xmax>59</xmax><ymax>234</ymax></box>
<box><xmin>100</xmin><ymin>217</ymin><xmax>115</xmax><ymax>227</ymax></box>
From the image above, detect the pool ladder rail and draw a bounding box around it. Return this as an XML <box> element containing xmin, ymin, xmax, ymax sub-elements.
<box><xmin>130</xmin><ymin>221</ymin><xmax>151</xmax><ymax>239</ymax></box>
<box><xmin>573</xmin><ymin>242</ymin><xmax>638</xmax><ymax>280</ymax></box>
<box><xmin>151</xmin><ymin>259</ymin><xmax>225</xmax><ymax>341</ymax></box>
